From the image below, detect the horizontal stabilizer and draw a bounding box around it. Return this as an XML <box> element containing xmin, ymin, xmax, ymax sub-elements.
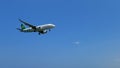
<box><xmin>16</xmin><ymin>28</ymin><xmax>22</xmax><ymax>31</ymax></box>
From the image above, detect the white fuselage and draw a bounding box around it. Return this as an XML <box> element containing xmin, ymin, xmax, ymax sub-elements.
<box><xmin>22</xmin><ymin>24</ymin><xmax>55</xmax><ymax>32</ymax></box>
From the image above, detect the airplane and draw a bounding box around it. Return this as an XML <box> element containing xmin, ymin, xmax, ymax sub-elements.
<box><xmin>17</xmin><ymin>19</ymin><xmax>55</xmax><ymax>35</ymax></box>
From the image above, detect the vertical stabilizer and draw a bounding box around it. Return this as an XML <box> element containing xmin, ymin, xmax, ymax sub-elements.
<box><xmin>21</xmin><ymin>24</ymin><xmax>25</xmax><ymax>30</ymax></box>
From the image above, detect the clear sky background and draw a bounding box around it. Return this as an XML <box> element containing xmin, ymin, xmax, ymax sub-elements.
<box><xmin>0</xmin><ymin>0</ymin><xmax>120</xmax><ymax>68</ymax></box>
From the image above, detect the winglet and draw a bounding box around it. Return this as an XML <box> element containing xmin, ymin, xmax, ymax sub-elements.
<box><xmin>18</xmin><ymin>19</ymin><xmax>26</xmax><ymax>23</ymax></box>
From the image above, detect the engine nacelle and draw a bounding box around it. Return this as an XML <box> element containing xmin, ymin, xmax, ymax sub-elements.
<box><xmin>43</xmin><ymin>30</ymin><xmax>47</xmax><ymax>34</ymax></box>
<box><xmin>40</xmin><ymin>30</ymin><xmax>47</xmax><ymax>34</ymax></box>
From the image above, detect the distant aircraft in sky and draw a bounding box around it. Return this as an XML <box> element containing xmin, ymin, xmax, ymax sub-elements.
<box><xmin>17</xmin><ymin>19</ymin><xmax>55</xmax><ymax>35</ymax></box>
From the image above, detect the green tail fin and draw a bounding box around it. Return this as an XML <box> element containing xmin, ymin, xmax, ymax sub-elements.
<box><xmin>21</xmin><ymin>24</ymin><xmax>25</xmax><ymax>30</ymax></box>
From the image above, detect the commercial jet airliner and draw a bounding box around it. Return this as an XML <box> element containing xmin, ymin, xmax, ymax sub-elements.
<box><xmin>17</xmin><ymin>19</ymin><xmax>55</xmax><ymax>35</ymax></box>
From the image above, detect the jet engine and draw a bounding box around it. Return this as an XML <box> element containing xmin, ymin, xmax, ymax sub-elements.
<box><xmin>43</xmin><ymin>30</ymin><xmax>47</xmax><ymax>34</ymax></box>
<box><xmin>40</xmin><ymin>30</ymin><xmax>47</xmax><ymax>34</ymax></box>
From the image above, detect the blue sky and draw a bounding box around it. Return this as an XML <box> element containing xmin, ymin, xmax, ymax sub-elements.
<box><xmin>0</xmin><ymin>0</ymin><xmax>120</xmax><ymax>68</ymax></box>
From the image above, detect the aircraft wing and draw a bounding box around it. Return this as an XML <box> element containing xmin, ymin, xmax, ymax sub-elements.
<box><xmin>19</xmin><ymin>19</ymin><xmax>36</xmax><ymax>29</ymax></box>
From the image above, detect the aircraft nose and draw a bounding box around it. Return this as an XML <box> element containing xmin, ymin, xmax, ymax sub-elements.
<box><xmin>49</xmin><ymin>24</ymin><xmax>55</xmax><ymax>28</ymax></box>
<box><xmin>53</xmin><ymin>24</ymin><xmax>55</xmax><ymax>27</ymax></box>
